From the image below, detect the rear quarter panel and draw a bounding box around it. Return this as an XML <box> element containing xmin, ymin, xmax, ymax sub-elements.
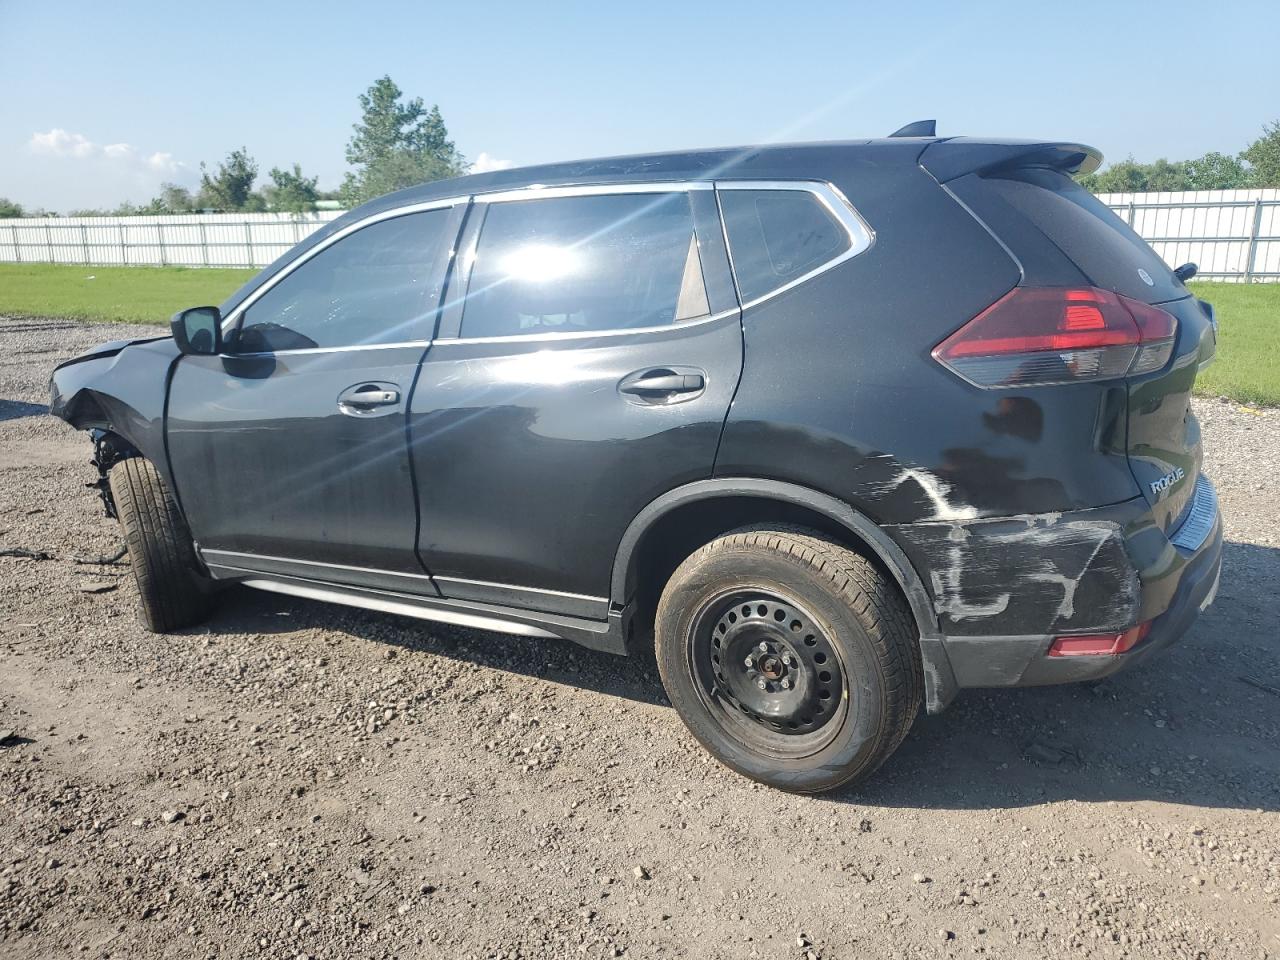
<box><xmin>714</xmin><ymin>163</ymin><xmax>1141</xmax><ymax>525</ymax></box>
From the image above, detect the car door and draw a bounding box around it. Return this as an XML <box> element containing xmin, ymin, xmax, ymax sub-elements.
<box><xmin>166</xmin><ymin>201</ymin><xmax>466</xmax><ymax>593</ymax></box>
<box><xmin>408</xmin><ymin>184</ymin><xmax>743</xmax><ymax>618</ymax></box>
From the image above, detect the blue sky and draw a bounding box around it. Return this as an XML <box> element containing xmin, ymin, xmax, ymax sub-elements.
<box><xmin>3</xmin><ymin>0</ymin><xmax>1276</xmax><ymax>211</ymax></box>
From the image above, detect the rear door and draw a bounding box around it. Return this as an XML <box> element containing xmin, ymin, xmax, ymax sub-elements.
<box><xmin>166</xmin><ymin>202</ymin><xmax>465</xmax><ymax>590</ymax></box>
<box><xmin>407</xmin><ymin>184</ymin><xmax>742</xmax><ymax>617</ymax></box>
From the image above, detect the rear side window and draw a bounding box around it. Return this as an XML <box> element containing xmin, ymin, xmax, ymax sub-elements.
<box><xmin>719</xmin><ymin>187</ymin><xmax>852</xmax><ymax>304</ymax></box>
<box><xmin>980</xmin><ymin>169</ymin><xmax>1183</xmax><ymax>303</ymax></box>
<box><xmin>460</xmin><ymin>192</ymin><xmax>710</xmax><ymax>338</ymax></box>
<box><xmin>236</xmin><ymin>209</ymin><xmax>453</xmax><ymax>352</ymax></box>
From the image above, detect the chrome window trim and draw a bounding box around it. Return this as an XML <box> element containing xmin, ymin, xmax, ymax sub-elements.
<box><xmin>231</xmin><ymin>339</ymin><xmax>433</xmax><ymax>358</ymax></box>
<box><xmin>215</xmin><ymin>178</ymin><xmax>875</xmax><ymax>350</ymax></box>
<box><xmin>714</xmin><ymin>179</ymin><xmax>875</xmax><ymax>311</ymax></box>
<box><xmin>433</xmin><ymin>574</ymin><xmax>606</xmax><ymax>604</ymax></box>
<box><xmin>475</xmin><ymin>181</ymin><xmax>713</xmax><ymax>204</ymax></box>
<box><xmin>219</xmin><ymin>197</ymin><xmax>466</xmax><ymax>339</ymax></box>
<box><xmin>432</xmin><ymin>306</ymin><xmax>740</xmax><ymax>346</ymax></box>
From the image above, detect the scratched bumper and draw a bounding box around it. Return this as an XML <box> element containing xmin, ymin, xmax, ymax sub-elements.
<box><xmin>940</xmin><ymin>516</ymin><xmax>1221</xmax><ymax>688</ymax></box>
<box><xmin>886</xmin><ymin>475</ymin><xmax>1223</xmax><ymax>705</ymax></box>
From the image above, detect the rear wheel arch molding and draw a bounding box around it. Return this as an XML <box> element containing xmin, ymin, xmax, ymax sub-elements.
<box><xmin>611</xmin><ymin>478</ymin><xmax>959</xmax><ymax>713</ymax></box>
<box><xmin>610</xmin><ymin>478</ymin><xmax>939</xmax><ymax>636</ymax></box>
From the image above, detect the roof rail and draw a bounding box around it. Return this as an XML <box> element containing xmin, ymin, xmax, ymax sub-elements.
<box><xmin>888</xmin><ymin>120</ymin><xmax>937</xmax><ymax>138</ymax></box>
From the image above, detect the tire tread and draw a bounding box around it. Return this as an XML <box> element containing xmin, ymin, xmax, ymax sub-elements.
<box><xmin>109</xmin><ymin>458</ymin><xmax>212</xmax><ymax>632</ymax></box>
<box><xmin>655</xmin><ymin>524</ymin><xmax>923</xmax><ymax>793</ymax></box>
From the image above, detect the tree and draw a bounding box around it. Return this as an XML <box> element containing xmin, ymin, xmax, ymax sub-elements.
<box><xmin>1080</xmin><ymin>156</ymin><xmax>1193</xmax><ymax>193</ymax></box>
<box><xmin>1079</xmin><ymin>156</ymin><xmax>1160</xmax><ymax>193</ymax></box>
<box><xmin>1184</xmin><ymin>152</ymin><xmax>1251</xmax><ymax>190</ymax></box>
<box><xmin>263</xmin><ymin>163</ymin><xmax>319</xmax><ymax>212</ymax></box>
<box><xmin>1078</xmin><ymin>121</ymin><xmax>1280</xmax><ymax>193</ymax></box>
<box><xmin>1241</xmin><ymin>120</ymin><xmax>1280</xmax><ymax>188</ymax></box>
<box><xmin>341</xmin><ymin>75</ymin><xmax>465</xmax><ymax>206</ymax></box>
<box><xmin>0</xmin><ymin>197</ymin><xmax>25</xmax><ymax>218</ymax></box>
<box><xmin>1146</xmin><ymin>158</ymin><xmax>1193</xmax><ymax>192</ymax></box>
<box><xmin>155</xmin><ymin>182</ymin><xmax>196</xmax><ymax>213</ymax></box>
<box><xmin>197</xmin><ymin>147</ymin><xmax>261</xmax><ymax>211</ymax></box>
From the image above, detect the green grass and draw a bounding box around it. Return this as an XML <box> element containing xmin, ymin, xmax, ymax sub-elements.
<box><xmin>0</xmin><ymin>263</ymin><xmax>255</xmax><ymax>325</ymax></box>
<box><xmin>1187</xmin><ymin>282</ymin><xmax>1280</xmax><ymax>407</ymax></box>
<box><xmin>0</xmin><ymin>265</ymin><xmax>1275</xmax><ymax>405</ymax></box>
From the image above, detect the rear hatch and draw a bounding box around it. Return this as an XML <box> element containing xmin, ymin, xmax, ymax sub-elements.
<box><xmin>939</xmin><ymin>158</ymin><xmax>1216</xmax><ymax>534</ymax></box>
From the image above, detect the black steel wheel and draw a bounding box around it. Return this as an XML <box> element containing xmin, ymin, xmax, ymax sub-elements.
<box><xmin>692</xmin><ymin>590</ymin><xmax>849</xmax><ymax>756</ymax></box>
<box><xmin>655</xmin><ymin>525</ymin><xmax>923</xmax><ymax>793</ymax></box>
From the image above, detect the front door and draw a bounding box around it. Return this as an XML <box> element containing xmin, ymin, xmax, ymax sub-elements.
<box><xmin>166</xmin><ymin>203</ymin><xmax>464</xmax><ymax>592</ymax></box>
<box><xmin>408</xmin><ymin>186</ymin><xmax>743</xmax><ymax>618</ymax></box>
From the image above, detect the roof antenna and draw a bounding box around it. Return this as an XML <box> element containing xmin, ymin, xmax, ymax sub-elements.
<box><xmin>888</xmin><ymin>120</ymin><xmax>936</xmax><ymax>138</ymax></box>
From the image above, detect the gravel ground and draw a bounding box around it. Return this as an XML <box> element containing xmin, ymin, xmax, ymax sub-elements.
<box><xmin>1</xmin><ymin>316</ymin><xmax>1277</xmax><ymax>960</ymax></box>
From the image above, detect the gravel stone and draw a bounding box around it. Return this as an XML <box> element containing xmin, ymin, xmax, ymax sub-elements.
<box><xmin>1</xmin><ymin>316</ymin><xmax>1277</xmax><ymax>959</ymax></box>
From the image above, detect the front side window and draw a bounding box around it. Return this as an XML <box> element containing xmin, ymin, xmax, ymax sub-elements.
<box><xmin>459</xmin><ymin>192</ymin><xmax>710</xmax><ymax>339</ymax></box>
<box><xmin>236</xmin><ymin>208</ymin><xmax>453</xmax><ymax>352</ymax></box>
<box><xmin>719</xmin><ymin>188</ymin><xmax>853</xmax><ymax>304</ymax></box>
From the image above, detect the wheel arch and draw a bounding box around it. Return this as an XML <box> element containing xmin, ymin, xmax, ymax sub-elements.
<box><xmin>611</xmin><ymin>478</ymin><xmax>958</xmax><ymax>712</ymax></box>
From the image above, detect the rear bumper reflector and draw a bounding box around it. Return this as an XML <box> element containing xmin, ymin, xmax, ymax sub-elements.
<box><xmin>1048</xmin><ymin>621</ymin><xmax>1151</xmax><ymax>658</ymax></box>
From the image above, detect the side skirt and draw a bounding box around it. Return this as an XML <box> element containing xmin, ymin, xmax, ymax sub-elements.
<box><xmin>229</xmin><ymin>572</ymin><xmax>627</xmax><ymax>655</ymax></box>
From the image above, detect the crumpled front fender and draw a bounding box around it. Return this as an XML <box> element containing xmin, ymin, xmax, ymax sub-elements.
<box><xmin>48</xmin><ymin>335</ymin><xmax>181</xmax><ymax>494</ymax></box>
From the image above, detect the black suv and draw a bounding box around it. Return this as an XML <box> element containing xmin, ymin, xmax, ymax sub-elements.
<box><xmin>50</xmin><ymin>129</ymin><xmax>1222</xmax><ymax>793</ymax></box>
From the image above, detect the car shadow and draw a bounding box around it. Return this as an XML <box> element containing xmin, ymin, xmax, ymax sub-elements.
<box><xmin>0</xmin><ymin>399</ymin><xmax>49</xmax><ymax>421</ymax></box>
<box><xmin>198</xmin><ymin>539</ymin><xmax>1279</xmax><ymax>812</ymax></box>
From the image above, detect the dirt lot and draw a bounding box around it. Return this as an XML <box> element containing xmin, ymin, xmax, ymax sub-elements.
<box><xmin>1</xmin><ymin>316</ymin><xmax>1277</xmax><ymax>960</ymax></box>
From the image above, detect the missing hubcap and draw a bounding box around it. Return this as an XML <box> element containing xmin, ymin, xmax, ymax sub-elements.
<box><xmin>697</xmin><ymin>591</ymin><xmax>846</xmax><ymax>741</ymax></box>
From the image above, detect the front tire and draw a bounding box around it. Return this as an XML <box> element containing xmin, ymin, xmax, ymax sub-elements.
<box><xmin>655</xmin><ymin>526</ymin><xmax>922</xmax><ymax>793</ymax></box>
<box><xmin>108</xmin><ymin>457</ymin><xmax>214</xmax><ymax>632</ymax></box>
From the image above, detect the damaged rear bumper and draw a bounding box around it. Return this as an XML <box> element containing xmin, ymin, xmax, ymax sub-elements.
<box><xmin>888</xmin><ymin>475</ymin><xmax>1223</xmax><ymax>710</ymax></box>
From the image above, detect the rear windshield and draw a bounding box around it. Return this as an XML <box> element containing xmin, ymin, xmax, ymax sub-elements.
<box><xmin>981</xmin><ymin>168</ymin><xmax>1185</xmax><ymax>304</ymax></box>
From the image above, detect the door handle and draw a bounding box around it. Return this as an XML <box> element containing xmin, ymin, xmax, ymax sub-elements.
<box><xmin>337</xmin><ymin>383</ymin><xmax>401</xmax><ymax>416</ymax></box>
<box><xmin>619</xmin><ymin>369</ymin><xmax>706</xmax><ymax>399</ymax></box>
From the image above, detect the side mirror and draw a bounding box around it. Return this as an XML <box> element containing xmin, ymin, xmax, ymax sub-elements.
<box><xmin>1174</xmin><ymin>262</ymin><xmax>1198</xmax><ymax>283</ymax></box>
<box><xmin>171</xmin><ymin>306</ymin><xmax>222</xmax><ymax>356</ymax></box>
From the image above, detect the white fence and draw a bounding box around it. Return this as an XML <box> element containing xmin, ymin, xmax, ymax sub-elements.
<box><xmin>0</xmin><ymin>212</ymin><xmax>342</xmax><ymax>269</ymax></box>
<box><xmin>0</xmin><ymin>190</ymin><xmax>1278</xmax><ymax>280</ymax></box>
<box><xmin>1099</xmin><ymin>189</ymin><xmax>1280</xmax><ymax>282</ymax></box>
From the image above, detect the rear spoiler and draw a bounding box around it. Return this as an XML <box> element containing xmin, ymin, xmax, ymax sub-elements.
<box><xmin>919</xmin><ymin>138</ymin><xmax>1102</xmax><ymax>183</ymax></box>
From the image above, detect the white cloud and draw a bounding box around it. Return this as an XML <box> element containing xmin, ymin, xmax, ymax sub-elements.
<box><xmin>30</xmin><ymin>128</ymin><xmax>97</xmax><ymax>158</ymax></box>
<box><xmin>145</xmin><ymin>151</ymin><xmax>182</xmax><ymax>174</ymax></box>
<box><xmin>471</xmin><ymin>151</ymin><xmax>514</xmax><ymax>174</ymax></box>
<box><xmin>24</xmin><ymin>129</ymin><xmax>197</xmax><ymax>210</ymax></box>
<box><xmin>28</xmin><ymin>130</ymin><xmax>190</xmax><ymax>181</ymax></box>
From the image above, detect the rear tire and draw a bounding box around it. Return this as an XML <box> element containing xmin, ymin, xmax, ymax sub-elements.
<box><xmin>654</xmin><ymin>526</ymin><xmax>922</xmax><ymax>793</ymax></box>
<box><xmin>109</xmin><ymin>457</ymin><xmax>214</xmax><ymax>632</ymax></box>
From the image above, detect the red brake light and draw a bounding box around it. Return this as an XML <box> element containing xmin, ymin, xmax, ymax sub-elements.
<box><xmin>1048</xmin><ymin>622</ymin><xmax>1152</xmax><ymax>658</ymax></box>
<box><xmin>933</xmin><ymin>287</ymin><xmax>1178</xmax><ymax>387</ymax></box>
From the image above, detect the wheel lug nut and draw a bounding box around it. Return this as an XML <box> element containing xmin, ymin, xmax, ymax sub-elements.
<box><xmin>783</xmin><ymin>655</ymin><xmax>795</xmax><ymax>667</ymax></box>
<box><xmin>743</xmin><ymin>656</ymin><xmax>754</xmax><ymax>668</ymax></box>
<box><xmin>756</xmin><ymin>678</ymin><xmax>768</xmax><ymax>690</ymax></box>
<box><xmin>758</xmin><ymin>642</ymin><xmax>768</xmax><ymax>653</ymax></box>
<box><xmin>780</xmin><ymin>677</ymin><xmax>792</xmax><ymax>690</ymax></box>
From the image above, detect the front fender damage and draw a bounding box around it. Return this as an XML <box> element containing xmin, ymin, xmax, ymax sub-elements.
<box><xmin>48</xmin><ymin>335</ymin><xmax>182</xmax><ymax>509</ymax></box>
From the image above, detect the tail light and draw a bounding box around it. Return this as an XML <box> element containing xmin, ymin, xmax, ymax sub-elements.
<box><xmin>1048</xmin><ymin>622</ymin><xmax>1151</xmax><ymax>657</ymax></box>
<box><xmin>933</xmin><ymin>287</ymin><xmax>1178</xmax><ymax>388</ymax></box>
